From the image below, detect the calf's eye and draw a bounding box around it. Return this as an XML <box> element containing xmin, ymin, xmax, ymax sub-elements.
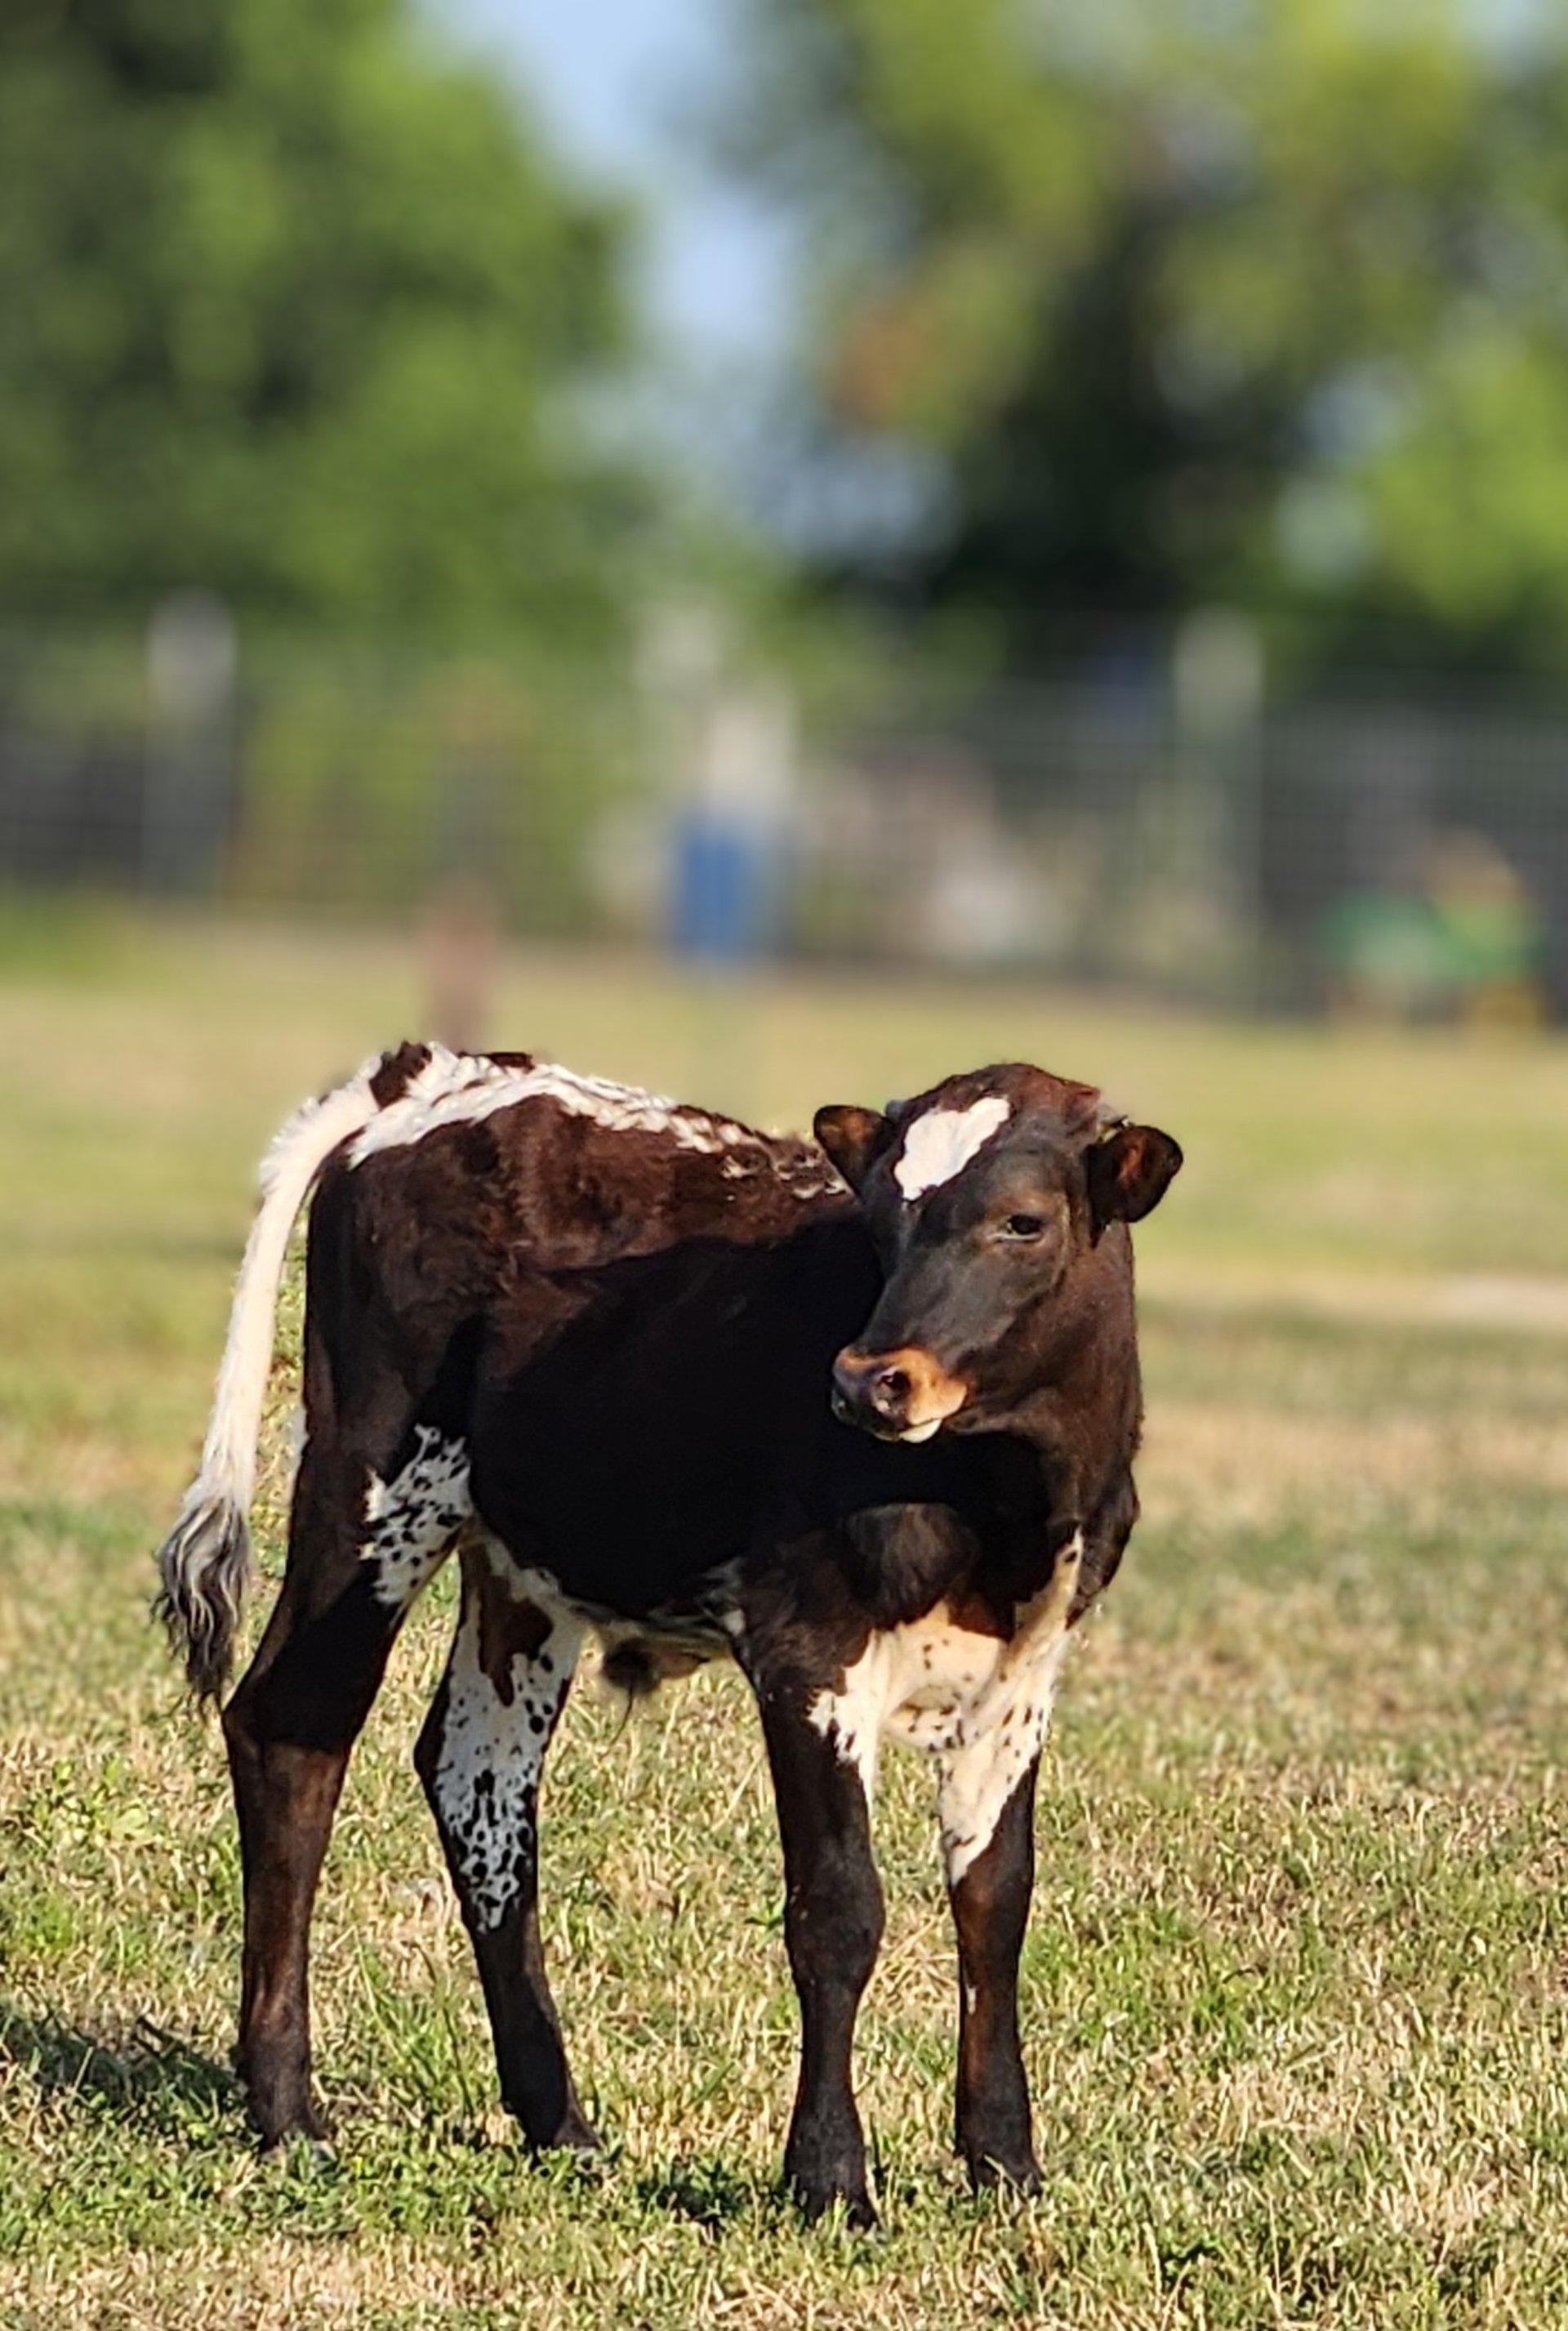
<box><xmin>997</xmin><ymin>1213</ymin><xmax>1047</xmax><ymax>1242</ymax></box>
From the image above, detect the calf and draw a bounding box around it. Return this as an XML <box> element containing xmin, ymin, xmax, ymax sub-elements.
<box><xmin>156</xmin><ymin>1043</ymin><xmax>1179</xmax><ymax>2222</ymax></box>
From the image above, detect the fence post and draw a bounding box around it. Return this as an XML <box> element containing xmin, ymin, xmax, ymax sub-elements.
<box><xmin>1170</xmin><ymin>608</ymin><xmax>1265</xmax><ymax>1005</ymax></box>
<box><xmin>142</xmin><ymin>591</ymin><xmax>237</xmax><ymax>897</ymax></box>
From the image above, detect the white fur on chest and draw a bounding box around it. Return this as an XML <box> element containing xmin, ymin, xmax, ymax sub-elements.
<box><xmin>807</xmin><ymin>1535</ymin><xmax>1082</xmax><ymax>1882</ymax></box>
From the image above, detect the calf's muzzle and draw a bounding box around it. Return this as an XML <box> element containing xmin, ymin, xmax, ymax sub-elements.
<box><xmin>831</xmin><ymin>1344</ymin><xmax>968</xmax><ymax>1442</ymax></box>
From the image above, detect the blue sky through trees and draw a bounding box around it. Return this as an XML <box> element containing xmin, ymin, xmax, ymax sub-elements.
<box><xmin>441</xmin><ymin>0</ymin><xmax>794</xmax><ymax>368</ymax></box>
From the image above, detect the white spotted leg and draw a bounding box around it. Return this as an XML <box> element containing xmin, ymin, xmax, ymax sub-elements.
<box><xmin>413</xmin><ymin>1539</ymin><xmax>593</xmax><ymax>2151</ymax></box>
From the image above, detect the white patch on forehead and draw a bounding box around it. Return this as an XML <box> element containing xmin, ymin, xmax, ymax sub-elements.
<box><xmin>893</xmin><ymin>1095</ymin><xmax>1012</xmax><ymax>1201</ymax></box>
<box><xmin>359</xmin><ymin>1425</ymin><xmax>472</xmax><ymax>1611</ymax></box>
<box><xmin>806</xmin><ymin>1531</ymin><xmax>1083</xmax><ymax>1883</ymax></box>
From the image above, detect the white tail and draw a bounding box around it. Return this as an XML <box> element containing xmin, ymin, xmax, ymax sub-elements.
<box><xmin>154</xmin><ymin>1063</ymin><xmax>381</xmax><ymax>1699</ymax></box>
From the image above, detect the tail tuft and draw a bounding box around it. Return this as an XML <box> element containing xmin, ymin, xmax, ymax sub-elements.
<box><xmin>152</xmin><ymin>1055</ymin><xmax>384</xmax><ymax>1705</ymax></box>
<box><xmin>152</xmin><ymin>1492</ymin><xmax>253</xmax><ymax>1704</ymax></box>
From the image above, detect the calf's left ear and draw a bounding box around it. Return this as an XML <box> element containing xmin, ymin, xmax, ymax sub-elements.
<box><xmin>813</xmin><ymin>1103</ymin><xmax>896</xmax><ymax>1192</ymax></box>
<box><xmin>1086</xmin><ymin>1122</ymin><xmax>1183</xmax><ymax>1232</ymax></box>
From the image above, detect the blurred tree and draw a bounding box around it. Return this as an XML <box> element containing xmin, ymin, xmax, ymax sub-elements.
<box><xmin>0</xmin><ymin>0</ymin><xmax>647</xmax><ymax>638</ymax></box>
<box><xmin>730</xmin><ymin>0</ymin><xmax>1568</xmax><ymax>671</ymax></box>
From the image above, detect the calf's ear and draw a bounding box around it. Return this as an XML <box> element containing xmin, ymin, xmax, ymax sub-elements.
<box><xmin>1087</xmin><ymin>1123</ymin><xmax>1183</xmax><ymax>1233</ymax></box>
<box><xmin>813</xmin><ymin>1103</ymin><xmax>896</xmax><ymax>1192</ymax></box>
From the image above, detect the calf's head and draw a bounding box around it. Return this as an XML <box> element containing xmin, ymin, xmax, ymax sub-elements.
<box><xmin>814</xmin><ymin>1063</ymin><xmax>1181</xmax><ymax>1443</ymax></box>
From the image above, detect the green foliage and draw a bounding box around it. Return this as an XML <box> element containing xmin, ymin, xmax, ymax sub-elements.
<box><xmin>0</xmin><ymin>0</ymin><xmax>647</xmax><ymax>639</ymax></box>
<box><xmin>734</xmin><ymin>0</ymin><xmax>1568</xmax><ymax>668</ymax></box>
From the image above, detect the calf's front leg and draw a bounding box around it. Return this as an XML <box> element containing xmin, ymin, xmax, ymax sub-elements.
<box><xmin>938</xmin><ymin>1744</ymin><xmax>1044</xmax><ymax>2193</ymax></box>
<box><xmin>756</xmin><ymin>1683</ymin><xmax>885</xmax><ymax>2226</ymax></box>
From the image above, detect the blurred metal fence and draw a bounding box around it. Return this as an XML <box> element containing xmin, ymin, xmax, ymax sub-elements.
<box><xmin>3</xmin><ymin>615</ymin><xmax>1566</xmax><ymax>1017</ymax></box>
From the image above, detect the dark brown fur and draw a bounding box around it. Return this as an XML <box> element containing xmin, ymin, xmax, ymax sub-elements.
<box><xmin>161</xmin><ymin>1045</ymin><xmax>1180</xmax><ymax>2225</ymax></box>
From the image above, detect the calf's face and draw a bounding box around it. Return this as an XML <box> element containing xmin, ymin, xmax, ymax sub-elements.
<box><xmin>815</xmin><ymin>1065</ymin><xmax>1181</xmax><ymax>1442</ymax></box>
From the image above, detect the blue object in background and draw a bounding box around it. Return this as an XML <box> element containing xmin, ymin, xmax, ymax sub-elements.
<box><xmin>670</xmin><ymin>813</ymin><xmax>777</xmax><ymax>960</ymax></box>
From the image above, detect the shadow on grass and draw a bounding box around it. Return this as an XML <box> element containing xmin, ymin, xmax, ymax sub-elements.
<box><xmin>633</xmin><ymin>2152</ymin><xmax>769</xmax><ymax>2231</ymax></box>
<box><xmin>0</xmin><ymin>2003</ymin><xmax>242</xmax><ymax>2133</ymax></box>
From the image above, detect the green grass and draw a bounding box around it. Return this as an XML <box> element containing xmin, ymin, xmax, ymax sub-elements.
<box><xmin>2</xmin><ymin>913</ymin><xmax>1568</xmax><ymax>2326</ymax></box>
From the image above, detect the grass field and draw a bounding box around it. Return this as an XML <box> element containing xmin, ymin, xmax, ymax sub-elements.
<box><xmin>2</xmin><ymin>911</ymin><xmax>1568</xmax><ymax>2329</ymax></box>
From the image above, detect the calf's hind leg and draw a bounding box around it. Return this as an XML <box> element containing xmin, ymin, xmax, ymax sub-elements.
<box><xmin>415</xmin><ymin>1539</ymin><xmax>594</xmax><ymax>2151</ymax></box>
<box><xmin>225</xmin><ymin>1426</ymin><xmax>468</xmax><ymax>2143</ymax></box>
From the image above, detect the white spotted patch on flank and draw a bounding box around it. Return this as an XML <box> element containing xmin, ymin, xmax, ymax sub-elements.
<box><xmin>893</xmin><ymin>1095</ymin><xmax>1012</xmax><ymax>1201</ymax></box>
<box><xmin>807</xmin><ymin>1532</ymin><xmax>1084</xmax><ymax>1882</ymax></box>
<box><xmin>359</xmin><ymin>1426</ymin><xmax>472</xmax><ymax>1611</ymax></box>
<box><xmin>428</xmin><ymin>1543</ymin><xmax>584</xmax><ymax>1932</ymax></box>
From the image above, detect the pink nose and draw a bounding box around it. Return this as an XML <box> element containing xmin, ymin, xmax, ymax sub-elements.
<box><xmin>832</xmin><ymin>1350</ymin><xmax>911</xmax><ymax>1424</ymax></box>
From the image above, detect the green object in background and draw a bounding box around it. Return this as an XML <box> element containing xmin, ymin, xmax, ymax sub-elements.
<box><xmin>1321</xmin><ymin>891</ymin><xmax>1454</xmax><ymax>1014</ymax></box>
<box><xmin>1321</xmin><ymin>848</ymin><xmax>1545</xmax><ymax>1018</ymax></box>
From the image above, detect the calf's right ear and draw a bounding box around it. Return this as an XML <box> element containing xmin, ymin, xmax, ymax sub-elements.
<box><xmin>1087</xmin><ymin>1122</ymin><xmax>1183</xmax><ymax>1232</ymax></box>
<box><xmin>813</xmin><ymin>1103</ymin><xmax>896</xmax><ymax>1192</ymax></box>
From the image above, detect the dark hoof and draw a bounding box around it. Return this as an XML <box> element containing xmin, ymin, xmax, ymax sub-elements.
<box><xmin>239</xmin><ymin>2042</ymin><xmax>327</xmax><ymax>2150</ymax></box>
<box><xmin>966</xmin><ymin>2148</ymin><xmax>1042</xmax><ymax>2198</ymax></box>
<box><xmin>790</xmin><ymin>2176</ymin><xmax>878</xmax><ymax>2231</ymax></box>
<box><xmin>260</xmin><ymin>2126</ymin><xmax>334</xmax><ymax>2164</ymax></box>
<box><xmin>543</xmin><ymin>2110</ymin><xmax>602</xmax><ymax>2156</ymax></box>
<box><xmin>511</xmin><ymin>2100</ymin><xmax>603</xmax><ymax>2156</ymax></box>
<box><xmin>251</xmin><ymin>2095</ymin><xmax>329</xmax><ymax>2150</ymax></box>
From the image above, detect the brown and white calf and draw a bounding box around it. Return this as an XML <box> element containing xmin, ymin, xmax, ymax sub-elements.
<box><xmin>156</xmin><ymin>1042</ymin><xmax>1179</xmax><ymax>2223</ymax></box>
